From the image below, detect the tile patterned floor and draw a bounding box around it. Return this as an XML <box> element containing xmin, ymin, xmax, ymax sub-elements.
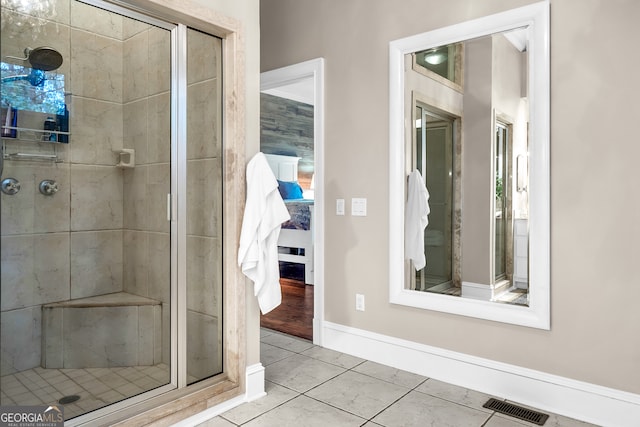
<box><xmin>0</xmin><ymin>364</ymin><xmax>169</xmax><ymax>420</ymax></box>
<box><xmin>198</xmin><ymin>329</ymin><xmax>596</xmax><ymax>427</ymax></box>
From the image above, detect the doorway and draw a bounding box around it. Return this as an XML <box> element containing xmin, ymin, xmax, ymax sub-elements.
<box><xmin>258</xmin><ymin>59</ymin><xmax>324</xmax><ymax>344</ymax></box>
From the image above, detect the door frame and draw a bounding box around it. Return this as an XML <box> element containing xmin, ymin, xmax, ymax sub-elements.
<box><xmin>260</xmin><ymin>58</ymin><xmax>325</xmax><ymax>345</ymax></box>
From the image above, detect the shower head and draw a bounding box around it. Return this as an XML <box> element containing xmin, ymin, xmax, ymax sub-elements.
<box><xmin>4</xmin><ymin>46</ymin><xmax>63</xmax><ymax>71</ymax></box>
<box><xmin>25</xmin><ymin>47</ymin><xmax>63</xmax><ymax>71</ymax></box>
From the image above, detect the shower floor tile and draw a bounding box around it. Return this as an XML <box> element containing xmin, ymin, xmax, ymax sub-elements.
<box><xmin>0</xmin><ymin>363</ymin><xmax>169</xmax><ymax>420</ymax></box>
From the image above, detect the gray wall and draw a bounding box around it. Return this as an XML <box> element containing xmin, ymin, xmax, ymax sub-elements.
<box><xmin>260</xmin><ymin>0</ymin><xmax>640</xmax><ymax>395</ymax></box>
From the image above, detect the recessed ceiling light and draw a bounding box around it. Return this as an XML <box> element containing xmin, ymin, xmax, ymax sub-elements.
<box><xmin>424</xmin><ymin>50</ymin><xmax>446</xmax><ymax>65</ymax></box>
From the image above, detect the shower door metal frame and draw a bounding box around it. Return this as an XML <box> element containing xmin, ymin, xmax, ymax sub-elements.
<box><xmin>59</xmin><ymin>4</ymin><xmax>180</xmax><ymax>425</ymax></box>
<box><xmin>408</xmin><ymin>97</ymin><xmax>460</xmax><ymax>294</ymax></box>
<box><xmin>65</xmin><ymin>0</ymin><xmax>246</xmax><ymax>425</ymax></box>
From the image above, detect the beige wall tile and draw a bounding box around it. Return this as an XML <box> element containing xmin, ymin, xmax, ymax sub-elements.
<box><xmin>0</xmin><ymin>233</ymin><xmax>70</xmax><ymax>311</ymax></box>
<box><xmin>54</xmin><ymin>0</ymin><xmax>71</xmax><ymax>26</ymax></box>
<box><xmin>0</xmin><ymin>307</ymin><xmax>41</xmax><ymax>375</ymax></box>
<box><xmin>186</xmin><ymin>310</ymin><xmax>221</xmax><ymax>381</ymax></box>
<box><xmin>123</xmin><ymin>16</ymin><xmax>150</xmax><ymax>40</ymax></box>
<box><xmin>70</xmin><ymin>0</ymin><xmax>123</xmax><ymax>40</ymax></box>
<box><xmin>42</xmin><ymin>306</ymin><xmax>64</xmax><ymax>368</ymax></box>
<box><xmin>187</xmin><ymin>80</ymin><xmax>221</xmax><ymax>160</ymax></box>
<box><xmin>123</xmin><ymin>166</ymin><xmax>147</xmax><ymax>230</ymax></box>
<box><xmin>138</xmin><ymin>305</ymin><xmax>157</xmax><ymax>365</ymax></box>
<box><xmin>0</xmin><ymin>164</ymin><xmax>36</xmax><ymax>235</ymax></box>
<box><xmin>1</xmin><ymin>163</ymin><xmax>70</xmax><ymax>235</ymax></box>
<box><xmin>123</xmin><ymin>230</ymin><xmax>149</xmax><ymax>297</ymax></box>
<box><xmin>123</xmin><ymin>30</ymin><xmax>149</xmax><ymax>103</ymax></box>
<box><xmin>187</xmin><ymin>29</ymin><xmax>221</xmax><ymax>85</ymax></box>
<box><xmin>148</xmin><ymin>27</ymin><xmax>171</xmax><ymax>96</ymax></box>
<box><xmin>147</xmin><ymin>93</ymin><xmax>171</xmax><ymax>164</ymax></box>
<box><xmin>70</xmin><ymin>97</ymin><xmax>123</xmax><ymax>165</ymax></box>
<box><xmin>161</xmin><ymin>303</ymin><xmax>170</xmax><ymax>365</ymax></box>
<box><xmin>123</xmin><ymin>99</ymin><xmax>148</xmax><ymax>164</ymax></box>
<box><xmin>146</xmin><ymin>163</ymin><xmax>170</xmax><ymax>233</ymax></box>
<box><xmin>154</xmin><ymin>304</ymin><xmax>163</xmax><ymax>364</ymax></box>
<box><xmin>70</xmin><ymin>29</ymin><xmax>123</xmax><ymax>102</ymax></box>
<box><xmin>187</xmin><ymin>158</ymin><xmax>222</xmax><ymax>238</ymax></box>
<box><xmin>70</xmin><ymin>230</ymin><xmax>123</xmax><ymax>299</ymax></box>
<box><xmin>33</xmin><ymin>163</ymin><xmax>71</xmax><ymax>233</ymax></box>
<box><xmin>63</xmin><ymin>306</ymin><xmax>138</xmax><ymax>367</ymax></box>
<box><xmin>70</xmin><ymin>165</ymin><xmax>123</xmax><ymax>231</ymax></box>
<box><xmin>0</xmin><ymin>236</ymin><xmax>32</xmax><ymax>311</ymax></box>
<box><xmin>32</xmin><ymin>233</ymin><xmax>71</xmax><ymax>303</ymax></box>
<box><xmin>186</xmin><ymin>235</ymin><xmax>222</xmax><ymax>316</ymax></box>
<box><xmin>147</xmin><ymin>232</ymin><xmax>170</xmax><ymax>303</ymax></box>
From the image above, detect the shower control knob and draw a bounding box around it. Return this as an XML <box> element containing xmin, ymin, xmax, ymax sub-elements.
<box><xmin>1</xmin><ymin>178</ymin><xmax>21</xmax><ymax>195</ymax></box>
<box><xmin>39</xmin><ymin>179</ymin><xmax>59</xmax><ymax>196</ymax></box>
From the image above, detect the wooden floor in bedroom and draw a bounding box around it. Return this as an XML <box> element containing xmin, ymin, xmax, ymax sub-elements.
<box><xmin>260</xmin><ymin>278</ymin><xmax>314</xmax><ymax>341</ymax></box>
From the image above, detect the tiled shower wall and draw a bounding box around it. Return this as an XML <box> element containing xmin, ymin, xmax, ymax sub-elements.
<box><xmin>119</xmin><ymin>25</ymin><xmax>225</xmax><ymax>378</ymax></box>
<box><xmin>184</xmin><ymin>29</ymin><xmax>223</xmax><ymax>381</ymax></box>
<box><xmin>0</xmin><ymin>2</ymin><xmax>159</xmax><ymax>375</ymax></box>
<box><xmin>1</xmin><ymin>3</ymin><xmax>223</xmax><ymax>379</ymax></box>
<box><xmin>121</xmin><ymin>19</ymin><xmax>172</xmax><ymax>367</ymax></box>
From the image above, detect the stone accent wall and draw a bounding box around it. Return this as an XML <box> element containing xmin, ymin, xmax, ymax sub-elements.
<box><xmin>260</xmin><ymin>93</ymin><xmax>314</xmax><ymax>178</ymax></box>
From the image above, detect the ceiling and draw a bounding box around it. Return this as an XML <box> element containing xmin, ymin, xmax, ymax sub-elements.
<box><xmin>262</xmin><ymin>78</ymin><xmax>314</xmax><ymax>105</ymax></box>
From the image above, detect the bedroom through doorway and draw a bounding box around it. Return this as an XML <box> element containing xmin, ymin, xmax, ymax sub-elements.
<box><xmin>259</xmin><ymin>59</ymin><xmax>324</xmax><ymax>342</ymax></box>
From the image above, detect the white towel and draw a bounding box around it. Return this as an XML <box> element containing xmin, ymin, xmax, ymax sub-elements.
<box><xmin>405</xmin><ymin>170</ymin><xmax>430</xmax><ymax>270</ymax></box>
<box><xmin>238</xmin><ymin>152</ymin><xmax>291</xmax><ymax>314</ymax></box>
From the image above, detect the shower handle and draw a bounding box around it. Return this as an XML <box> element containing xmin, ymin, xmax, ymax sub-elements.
<box><xmin>39</xmin><ymin>179</ymin><xmax>59</xmax><ymax>196</ymax></box>
<box><xmin>1</xmin><ymin>177</ymin><xmax>21</xmax><ymax>195</ymax></box>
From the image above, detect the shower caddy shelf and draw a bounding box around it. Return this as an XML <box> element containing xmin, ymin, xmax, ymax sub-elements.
<box><xmin>1</xmin><ymin>126</ymin><xmax>69</xmax><ymax>163</ymax></box>
<box><xmin>1</xmin><ymin>125</ymin><xmax>70</xmax><ymax>143</ymax></box>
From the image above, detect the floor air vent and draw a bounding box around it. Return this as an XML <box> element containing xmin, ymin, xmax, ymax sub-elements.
<box><xmin>483</xmin><ymin>398</ymin><xmax>549</xmax><ymax>425</ymax></box>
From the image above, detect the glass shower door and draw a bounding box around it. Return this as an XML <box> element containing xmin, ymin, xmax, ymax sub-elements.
<box><xmin>413</xmin><ymin>105</ymin><xmax>454</xmax><ymax>293</ymax></box>
<box><xmin>1</xmin><ymin>1</ymin><xmax>226</xmax><ymax>421</ymax></box>
<box><xmin>184</xmin><ymin>27</ymin><xmax>224</xmax><ymax>384</ymax></box>
<box><xmin>1</xmin><ymin>0</ymin><xmax>173</xmax><ymax>419</ymax></box>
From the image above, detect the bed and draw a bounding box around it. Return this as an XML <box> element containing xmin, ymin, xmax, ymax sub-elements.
<box><xmin>265</xmin><ymin>153</ymin><xmax>315</xmax><ymax>285</ymax></box>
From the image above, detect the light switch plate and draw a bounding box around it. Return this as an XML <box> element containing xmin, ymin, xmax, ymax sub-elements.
<box><xmin>352</xmin><ymin>198</ymin><xmax>367</xmax><ymax>216</ymax></box>
<box><xmin>336</xmin><ymin>198</ymin><xmax>345</xmax><ymax>215</ymax></box>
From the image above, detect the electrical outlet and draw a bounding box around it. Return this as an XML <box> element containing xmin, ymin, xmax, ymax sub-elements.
<box><xmin>355</xmin><ymin>294</ymin><xmax>365</xmax><ymax>311</ymax></box>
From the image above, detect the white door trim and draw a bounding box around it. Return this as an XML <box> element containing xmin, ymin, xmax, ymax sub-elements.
<box><xmin>260</xmin><ymin>58</ymin><xmax>325</xmax><ymax>345</ymax></box>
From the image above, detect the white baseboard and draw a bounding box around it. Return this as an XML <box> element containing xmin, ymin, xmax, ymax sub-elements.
<box><xmin>172</xmin><ymin>363</ymin><xmax>265</xmax><ymax>427</ymax></box>
<box><xmin>322</xmin><ymin>321</ymin><xmax>640</xmax><ymax>427</ymax></box>
<box><xmin>461</xmin><ymin>281</ymin><xmax>496</xmax><ymax>301</ymax></box>
<box><xmin>245</xmin><ymin>363</ymin><xmax>267</xmax><ymax>402</ymax></box>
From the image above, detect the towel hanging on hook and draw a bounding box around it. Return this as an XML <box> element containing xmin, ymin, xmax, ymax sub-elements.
<box><xmin>405</xmin><ymin>170</ymin><xmax>430</xmax><ymax>270</ymax></box>
<box><xmin>238</xmin><ymin>152</ymin><xmax>291</xmax><ymax>314</ymax></box>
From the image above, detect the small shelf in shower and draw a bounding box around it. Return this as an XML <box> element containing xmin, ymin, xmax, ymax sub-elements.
<box><xmin>2</xmin><ymin>137</ymin><xmax>65</xmax><ymax>163</ymax></box>
<box><xmin>2</xmin><ymin>152</ymin><xmax>63</xmax><ymax>163</ymax></box>
<box><xmin>1</xmin><ymin>126</ymin><xmax>70</xmax><ymax>143</ymax></box>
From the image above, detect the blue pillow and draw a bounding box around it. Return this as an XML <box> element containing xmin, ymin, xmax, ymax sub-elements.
<box><xmin>277</xmin><ymin>180</ymin><xmax>303</xmax><ymax>200</ymax></box>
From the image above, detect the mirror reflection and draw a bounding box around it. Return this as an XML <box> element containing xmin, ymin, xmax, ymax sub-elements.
<box><xmin>414</xmin><ymin>43</ymin><xmax>463</xmax><ymax>88</ymax></box>
<box><xmin>405</xmin><ymin>27</ymin><xmax>530</xmax><ymax>306</ymax></box>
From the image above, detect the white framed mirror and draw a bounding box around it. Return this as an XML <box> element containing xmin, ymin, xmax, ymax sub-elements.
<box><xmin>389</xmin><ymin>1</ymin><xmax>550</xmax><ymax>329</ymax></box>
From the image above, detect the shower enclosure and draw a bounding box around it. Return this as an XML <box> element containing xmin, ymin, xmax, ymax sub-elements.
<box><xmin>412</xmin><ymin>104</ymin><xmax>455</xmax><ymax>293</ymax></box>
<box><xmin>1</xmin><ymin>0</ymin><xmax>224</xmax><ymax>422</ymax></box>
